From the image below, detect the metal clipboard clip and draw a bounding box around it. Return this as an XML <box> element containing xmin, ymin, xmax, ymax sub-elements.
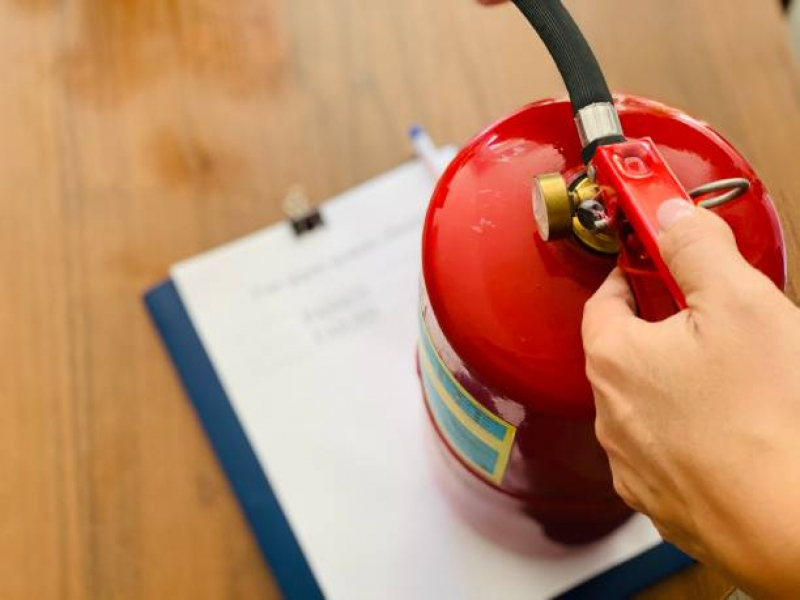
<box><xmin>283</xmin><ymin>185</ymin><xmax>324</xmax><ymax>236</ymax></box>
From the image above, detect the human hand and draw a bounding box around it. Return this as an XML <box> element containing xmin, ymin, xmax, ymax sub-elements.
<box><xmin>582</xmin><ymin>203</ymin><xmax>800</xmax><ymax>598</ymax></box>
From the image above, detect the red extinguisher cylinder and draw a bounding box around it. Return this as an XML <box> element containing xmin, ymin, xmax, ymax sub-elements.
<box><xmin>418</xmin><ymin>95</ymin><xmax>786</xmax><ymax>548</ymax></box>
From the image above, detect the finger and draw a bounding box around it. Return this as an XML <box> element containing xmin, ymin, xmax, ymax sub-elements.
<box><xmin>582</xmin><ymin>267</ymin><xmax>637</xmax><ymax>344</ymax></box>
<box><xmin>656</xmin><ymin>201</ymin><xmax>753</xmax><ymax>304</ymax></box>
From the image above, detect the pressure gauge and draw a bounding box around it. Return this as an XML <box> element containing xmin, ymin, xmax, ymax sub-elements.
<box><xmin>532</xmin><ymin>173</ymin><xmax>573</xmax><ymax>241</ymax></box>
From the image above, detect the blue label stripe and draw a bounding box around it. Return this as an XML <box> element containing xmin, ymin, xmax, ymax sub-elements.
<box><xmin>422</xmin><ymin>374</ymin><xmax>500</xmax><ymax>474</ymax></box>
<box><xmin>419</xmin><ymin>328</ymin><xmax>507</xmax><ymax>442</ymax></box>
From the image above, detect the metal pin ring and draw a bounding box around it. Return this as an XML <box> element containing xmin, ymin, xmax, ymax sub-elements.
<box><xmin>689</xmin><ymin>178</ymin><xmax>750</xmax><ymax>209</ymax></box>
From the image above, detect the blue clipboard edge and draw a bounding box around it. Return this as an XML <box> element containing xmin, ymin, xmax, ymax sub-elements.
<box><xmin>143</xmin><ymin>278</ymin><xmax>694</xmax><ymax>600</ymax></box>
<box><xmin>144</xmin><ymin>280</ymin><xmax>325</xmax><ymax>600</ymax></box>
<box><xmin>553</xmin><ymin>542</ymin><xmax>695</xmax><ymax>599</ymax></box>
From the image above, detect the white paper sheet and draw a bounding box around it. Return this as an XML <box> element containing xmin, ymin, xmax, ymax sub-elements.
<box><xmin>171</xmin><ymin>150</ymin><xmax>662</xmax><ymax>600</ymax></box>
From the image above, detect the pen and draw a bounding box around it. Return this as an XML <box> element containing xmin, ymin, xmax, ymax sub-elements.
<box><xmin>409</xmin><ymin>125</ymin><xmax>450</xmax><ymax>179</ymax></box>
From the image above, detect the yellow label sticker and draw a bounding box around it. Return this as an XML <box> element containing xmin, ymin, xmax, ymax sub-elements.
<box><xmin>419</xmin><ymin>317</ymin><xmax>516</xmax><ymax>484</ymax></box>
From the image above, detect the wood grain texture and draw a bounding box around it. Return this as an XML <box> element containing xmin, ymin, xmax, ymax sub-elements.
<box><xmin>0</xmin><ymin>0</ymin><xmax>795</xmax><ymax>598</ymax></box>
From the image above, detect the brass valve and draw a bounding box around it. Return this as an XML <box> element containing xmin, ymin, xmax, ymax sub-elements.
<box><xmin>532</xmin><ymin>173</ymin><xmax>574</xmax><ymax>241</ymax></box>
<box><xmin>532</xmin><ymin>173</ymin><xmax>619</xmax><ymax>254</ymax></box>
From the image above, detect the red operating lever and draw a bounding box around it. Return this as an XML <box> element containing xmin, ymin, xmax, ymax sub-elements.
<box><xmin>591</xmin><ymin>138</ymin><xmax>693</xmax><ymax>320</ymax></box>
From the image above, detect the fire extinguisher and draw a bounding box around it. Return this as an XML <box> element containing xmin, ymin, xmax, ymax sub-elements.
<box><xmin>417</xmin><ymin>0</ymin><xmax>786</xmax><ymax>548</ymax></box>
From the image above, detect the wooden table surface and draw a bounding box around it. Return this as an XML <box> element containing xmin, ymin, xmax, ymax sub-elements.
<box><xmin>2</xmin><ymin>0</ymin><xmax>797</xmax><ymax>597</ymax></box>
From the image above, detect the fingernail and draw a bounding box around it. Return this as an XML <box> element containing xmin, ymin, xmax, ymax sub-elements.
<box><xmin>657</xmin><ymin>199</ymin><xmax>695</xmax><ymax>231</ymax></box>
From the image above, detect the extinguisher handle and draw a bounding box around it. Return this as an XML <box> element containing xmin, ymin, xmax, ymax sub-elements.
<box><xmin>591</xmin><ymin>139</ymin><xmax>691</xmax><ymax>316</ymax></box>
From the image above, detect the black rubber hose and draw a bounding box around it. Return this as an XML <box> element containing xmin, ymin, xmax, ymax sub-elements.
<box><xmin>510</xmin><ymin>0</ymin><xmax>613</xmax><ymax>114</ymax></box>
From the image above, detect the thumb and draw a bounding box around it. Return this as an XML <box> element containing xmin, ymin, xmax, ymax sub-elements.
<box><xmin>656</xmin><ymin>200</ymin><xmax>750</xmax><ymax>302</ymax></box>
